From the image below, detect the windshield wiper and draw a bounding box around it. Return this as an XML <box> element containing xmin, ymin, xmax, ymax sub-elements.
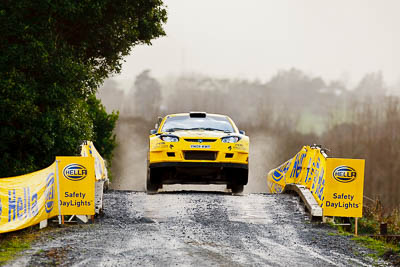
<box><xmin>188</xmin><ymin>127</ymin><xmax>229</xmax><ymax>132</ymax></box>
<box><xmin>164</xmin><ymin>128</ymin><xmax>186</xmax><ymax>132</ymax></box>
<box><xmin>165</xmin><ymin>127</ymin><xmax>232</xmax><ymax>133</ymax></box>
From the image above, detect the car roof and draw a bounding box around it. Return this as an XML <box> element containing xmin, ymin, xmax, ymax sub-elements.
<box><xmin>165</xmin><ymin>113</ymin><xmax>228</xmax><ymax>118</ymax></box>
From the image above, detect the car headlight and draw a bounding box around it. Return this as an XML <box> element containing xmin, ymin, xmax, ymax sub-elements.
<box><xmin>221</xmin><ymin>136</ymin><xmax>240</xmax><ymax>143</ymax></box>
<box><xmin>160</xmin><ymin>135</ymin><xmax>179</xmax><ymax>142</ymax></box>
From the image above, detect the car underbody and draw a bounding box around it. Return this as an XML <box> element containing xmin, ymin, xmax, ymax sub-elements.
<box><xmin>147</xmin><ymin>162</ymin><xmax>248</xmax><ymax>194</ymax></box>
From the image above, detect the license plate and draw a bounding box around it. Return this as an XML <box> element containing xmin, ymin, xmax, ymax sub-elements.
<box><xmin>190</xmin><ymin>145</ymin><xmax>211</xmax><ymax>149</ymax></box>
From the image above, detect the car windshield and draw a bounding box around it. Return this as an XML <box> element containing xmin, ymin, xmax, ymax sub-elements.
<box><xmin>162</xmin><ymin>115</ymin><xmax>235</xmax><ymax>133</ymax></box>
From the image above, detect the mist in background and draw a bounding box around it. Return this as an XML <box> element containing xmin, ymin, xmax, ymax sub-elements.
<box><xmin>97</xmin><ymin>1</ymin><xmax>400</xmax><ymax>210</ymax></box>
<box><xmin>98</xmin><ymin>69</ymin><xmax>400</xmax><ymax>209</ymax></box>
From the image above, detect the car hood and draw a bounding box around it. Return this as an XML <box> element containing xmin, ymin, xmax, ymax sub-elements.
<box><xmin>166</xmin><ymin>130</ymin><xmax>234</xmax><ymax>138</ymax></box>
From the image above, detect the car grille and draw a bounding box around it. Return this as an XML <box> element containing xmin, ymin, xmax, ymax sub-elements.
<box><xmin>184</xmin><ymin>139</ymin><xmax>217</xmax><ymax>142</ymax></box>
<box><xmin>184</xmin><ymin>151</ymin><xmax>217</xmax><ymax>160</ymax></box>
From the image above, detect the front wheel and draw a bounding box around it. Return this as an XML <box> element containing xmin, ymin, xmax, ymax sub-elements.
<box><xmin>146</xmin><ymin>168</ymin><xmax>159</xmax><ymax>194</ymax></box>
<box><xmin>231</xmin><ymin>184</ymin><xmax>244</xmax><ymax>194</ymax></box>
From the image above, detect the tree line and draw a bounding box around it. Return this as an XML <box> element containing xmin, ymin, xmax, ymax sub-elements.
<box><xmin>0</xmin><ymin>1</ymin><xmax>167</xmax><ymax>178</ymax></box>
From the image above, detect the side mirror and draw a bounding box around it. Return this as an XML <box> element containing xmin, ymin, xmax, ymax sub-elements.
<box><xmin>239</xmin><ymin>130</ymin><xmax>245</xmax><ymax>135</ymax></box>
<box><xmin>150</xmin><ymin>129</ymin><xmax>157</xmax><ymax>135</ymax></box>
<box><xmin>154</xmin><ymin>116</ymin><xmax>163</xmax><ymax>133</ymax></box>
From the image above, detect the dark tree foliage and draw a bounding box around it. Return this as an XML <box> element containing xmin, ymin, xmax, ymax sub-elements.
<box><xmin>0</xmin><ymin>0</ymin><xmax>167</xmax><ymax>177</ymax></box>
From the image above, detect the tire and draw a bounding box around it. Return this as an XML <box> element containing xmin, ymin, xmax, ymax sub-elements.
<box><xmin>231</xmin><ymin>184</ymin><xmax>244</xmax><ymax>194</ymax></box>
<box><xmin>146</xmin><ymin>168</ymin><xmax>159</xmax><ymax>194</ymax></box>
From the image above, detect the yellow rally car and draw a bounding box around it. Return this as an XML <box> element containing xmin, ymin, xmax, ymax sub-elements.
<box><xmin>147</xmin><ymin>112</ymin><xmax>249</xmax><ymax>194</ymax></box>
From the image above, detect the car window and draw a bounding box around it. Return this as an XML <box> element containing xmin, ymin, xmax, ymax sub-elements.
<box><xmin>161</xmin><ymin>115</ymin><xmax>235</xmax><ymax>133</ymax></box>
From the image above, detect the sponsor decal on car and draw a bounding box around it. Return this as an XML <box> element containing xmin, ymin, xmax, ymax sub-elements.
<box><xmin>190</xmin><ymin>145</ymin><xmax>211</xmax><ymax>149</ymax></box>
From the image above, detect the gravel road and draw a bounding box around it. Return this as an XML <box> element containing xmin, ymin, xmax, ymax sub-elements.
<box><xmin>9</xmin><ymin>190</ymin><xmax>389</xmax><ymax>266</ymax></box>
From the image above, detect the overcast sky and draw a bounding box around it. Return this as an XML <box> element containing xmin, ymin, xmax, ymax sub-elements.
<box><xmin>111</xmin><ymin>0</ymin><xmax>400</xmax><ymax>89</ymax></box>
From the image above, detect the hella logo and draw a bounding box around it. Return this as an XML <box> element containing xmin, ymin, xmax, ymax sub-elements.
<box><xmin>45</xmin><ymin>173</ymin><xmax>55</xmax><ymax>213</ymax></box>
<box><xmin>332</xmin><ymin>166</ymin><xmax>357</xmax><ymax>183</ymax></box>
<box><xmin>63</xmin><ymin>164</ymin><xmax>87</xmax><ymax>181</ymax></box>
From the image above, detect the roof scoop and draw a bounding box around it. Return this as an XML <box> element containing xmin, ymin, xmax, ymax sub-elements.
<box><xmin>189</xmin><ymin>112</ymin><xmax>206</xmax><ymax>118</ymax></box>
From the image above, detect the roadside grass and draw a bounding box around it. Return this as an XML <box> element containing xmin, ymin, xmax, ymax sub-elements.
<box><xmin>0</xmin><ymin>221</ymin><xmax>94</xmax><ymax>265</ymax></box>
<box><xmin>351</xmin><ymin>236</ymin><xmax>400</xmax><ymax>261</ymax></box>
<box><xmin>330</xmin><ymin>199</ymin><xmax>400</xmax><ymax>265</ymax></box>
<box><xmin>0</xmin><ymin>227</ymin><xmax>37</xmax><ymax>265</ymax></box>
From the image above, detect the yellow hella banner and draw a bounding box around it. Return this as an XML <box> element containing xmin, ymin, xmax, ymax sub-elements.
<box><xmin>267</xmin><ymin>145</ymin><xmax>326</xmax><ymax>207</ymax></box>
<box><xmin>0</xmin><ymin>156</ymin><xmax>95</xmax><ymax>233</ymax></box>
<box><xmin>0</xmin><ymin>163</ymin><xmax>58</xmax><ymax>233</ymax></box>
<box><xmin>324</xmin><ymin>158</ymin><xmax>365</xmax><ymax>217</ymax></box>
<box><xmin>81</xmin><ymin>141</ymin><xmax>107</xmax><ymax>181</ymax></box>
<box><xmin>267</xmin><ymin>145</ymin><xmax>365</xmax><ymax>218</ymax></box>
<box><xmin>56</xmin><ymin>157</ymin><xmax>95</xmax><ymax>216</ymax></box>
